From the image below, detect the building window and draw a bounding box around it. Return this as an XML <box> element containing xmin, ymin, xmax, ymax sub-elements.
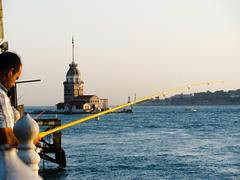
<box><xmin>76</xmin><ymin>105</ymin><xmax>82</xmax><ymax>109</ymax></box>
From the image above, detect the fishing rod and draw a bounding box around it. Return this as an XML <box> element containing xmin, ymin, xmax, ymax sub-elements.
<box><xmin>39</xmin><ymin>81</ymin><xmax>224</xmax><ymax>138</ymax></box>
<box><xmin>34</xmin><ymin>110</ymin><xmax>46</xmax><ymax>119</ymax></box>
<box><xmin>16</xmin><ymin>79</ymin><xmax>41</xmax><ymax>84</ymax></box>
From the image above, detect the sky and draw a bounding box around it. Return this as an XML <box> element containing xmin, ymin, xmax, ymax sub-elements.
<box><xmin>2</xmin><ymin>0</ymin><xmax>240</xmax><ymax>106</ymax></box>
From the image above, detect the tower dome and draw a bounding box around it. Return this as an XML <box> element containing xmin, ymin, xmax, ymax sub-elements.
<box><xmin>66</xmin><ymin>62</ymin><xmax>81</xmax><ymax>83</ymax></box>
<box><xmin>63</xmin><ymin>37</ymin><xmax>84</xmax><ymax>102</ymax></box>
<box><xmin>66</xmin><ymin>62</ymin><xmax>80</xmax><ymax>77</ymax></box>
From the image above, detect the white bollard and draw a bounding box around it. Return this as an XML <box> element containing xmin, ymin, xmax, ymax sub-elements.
<box><xmin>13</xmin><ymin>114</ymin><xmax>41</xmax><ymax>175</ymax></box>
<box><xmin>1</xmin><ymin>148</ymin><xmax>42</xmax><ymax>179</ymax></box>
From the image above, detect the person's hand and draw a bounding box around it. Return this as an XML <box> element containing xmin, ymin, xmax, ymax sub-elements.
<box><xmin>33</xmin><ymin>135</ymin><xmax>41</xmax><ymax>145</ymax></box>
<box><xmin>12</xmin><ymin>107</ymin><xmax>21</xmax><ymax>122</ymax></box>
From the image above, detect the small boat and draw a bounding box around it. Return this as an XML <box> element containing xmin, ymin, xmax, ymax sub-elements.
<box><xmin>116</xmin><ymin>109</ymin><xmax>133</xmax><ymax>113</ymax></box>
<box><xmin>184</xmin><ymin>108</ymin><xmax>197</xmax><ymax>112</ymax></box>
<box><xmin>114</xmin><ymin>96</ymin><xmax>133</xmax><ymax>113</ymax></box>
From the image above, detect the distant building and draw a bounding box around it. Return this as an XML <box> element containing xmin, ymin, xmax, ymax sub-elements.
<box><xmin>56</xmin><ymin>38</ymin><xmax>108</xmax><ymax>113</ymax></box>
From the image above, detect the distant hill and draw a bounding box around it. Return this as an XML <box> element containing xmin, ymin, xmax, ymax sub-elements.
<box><xmin>141</xmin><ymin>89</ymin><xmax>240</xmax><ymax>106</ymax></box>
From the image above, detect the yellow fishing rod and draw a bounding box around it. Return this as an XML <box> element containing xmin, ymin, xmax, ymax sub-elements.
<box><xmin>39</xmin><ymin>81</ymin><xmax>224</xmax><ymax>138</ymax></box>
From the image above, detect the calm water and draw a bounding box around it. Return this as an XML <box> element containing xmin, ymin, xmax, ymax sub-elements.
<box><xmin>27</xmin><ymin>106</ymin><xmax>240</xmax><ymax>180</ymax></box>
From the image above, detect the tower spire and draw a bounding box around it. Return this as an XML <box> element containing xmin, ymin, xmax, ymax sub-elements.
<box><xmin>72</xmin><ymin>36</ymin><xmax>75</xmax><ymax>63</ymax></box>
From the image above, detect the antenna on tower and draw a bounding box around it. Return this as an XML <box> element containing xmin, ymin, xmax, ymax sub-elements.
<box><xmin>72</xmin><ymin>36</ymin><xmax>75</xmax><ymax>63</ymax></box>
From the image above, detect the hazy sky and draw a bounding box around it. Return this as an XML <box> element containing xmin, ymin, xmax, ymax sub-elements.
<box><xmin>3</xmin><ymin>0</ymin><xmax>240</xmax><ymax>105</ymax></box>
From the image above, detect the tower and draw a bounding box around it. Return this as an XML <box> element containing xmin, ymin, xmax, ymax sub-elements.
<box><xmin>64</xmin><ymin>37</ymin><xmax>84</xmax><ymax>102</ymax></box>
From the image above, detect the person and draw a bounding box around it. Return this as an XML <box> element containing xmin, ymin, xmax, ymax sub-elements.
<box><xmin>0</xmin><ymin>52</ymin><xmax>42</xmax><ymax>179</ymax></box>
<box><xmin>0</xmin><ymin>51</ymin><xmax>22</xmax><ymax>147</ymax></box>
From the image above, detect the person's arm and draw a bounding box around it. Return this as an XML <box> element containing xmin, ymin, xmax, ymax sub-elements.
<box><xmin>0</xmin><ymin>93</ymin><xmax>19</xmax><ymax>146</ymax></box>
<box><xmin>0</xmin><ymin>128</ymin><xmax>19</xmax><ymax>146</ymax></box>
<box><xmin>12</xmin><ymin>107</ymin><xmax>21</xmax><ymax>123</ymax></box>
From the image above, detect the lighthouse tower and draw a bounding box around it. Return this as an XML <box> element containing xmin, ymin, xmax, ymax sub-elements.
<box><xmin>63</xmin><ymin>37</ymin><xmax>84</xmax><ymax>103</ymax></box>
<box><xmin>56</xmin><ymin>37</ymin><xmax>108</xmax><ymax>113</ymax></box>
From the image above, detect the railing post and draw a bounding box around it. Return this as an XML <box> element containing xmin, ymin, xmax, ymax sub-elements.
<box><xmin>1</xmin><ymin>148</ymin><xmax>42</xmax><ymax>179</ymax></box>
<box><xmin>13</xmin><ymin>114</ymin><xmax>41</xmax><ymax>174</ymax></box>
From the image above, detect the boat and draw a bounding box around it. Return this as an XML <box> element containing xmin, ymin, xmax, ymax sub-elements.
<box><xmin>113</xmin><ymin>96</ymin><xmax>133</xmax><ymax>113</ymax></box>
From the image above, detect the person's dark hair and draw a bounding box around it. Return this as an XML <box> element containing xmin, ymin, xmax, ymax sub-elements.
<box><xmin>0</xmin><ymin>51</ymin><xmax>22</xmax><ymax>74</ymax></box>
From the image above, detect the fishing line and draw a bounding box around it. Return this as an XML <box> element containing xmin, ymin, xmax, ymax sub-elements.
<box><xmin>39</xmin><ymin>81</ymin><xmax>224</xmax><ymax>138</ymax></box>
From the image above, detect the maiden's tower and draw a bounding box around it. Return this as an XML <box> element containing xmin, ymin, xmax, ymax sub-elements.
<box><xmin>56</xmin><ymin>38</ymin><xmax>108</xmax><ymax>113</ymax></box>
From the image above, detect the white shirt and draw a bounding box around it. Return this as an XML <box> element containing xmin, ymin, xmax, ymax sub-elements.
<box><xmin>0</xmin><ymin>83</ymin><xmax>14</xmax><ymax>129</ymax></box>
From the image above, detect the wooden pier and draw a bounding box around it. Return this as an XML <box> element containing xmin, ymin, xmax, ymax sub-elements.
<box><xmin>35</xmin><ymin>118</ymin><xmax>66</xmax><ymax>168</ymax></box>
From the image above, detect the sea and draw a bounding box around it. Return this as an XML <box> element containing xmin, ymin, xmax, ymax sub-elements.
<box><xmin>26</xmin><ymin>106</ymin><xmax>240</xmax><ymax>180</ymax></box>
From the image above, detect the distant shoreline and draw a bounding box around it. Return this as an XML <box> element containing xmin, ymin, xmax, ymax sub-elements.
<box><xmin>24</xmin><ymin>104</ymin><xmax>240</xmax><ymax>108</ymax></box>
<box><xmin>137</xmin><ymin>103</ymin><xmax>240</xmax><ymax>106</ymax></box>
